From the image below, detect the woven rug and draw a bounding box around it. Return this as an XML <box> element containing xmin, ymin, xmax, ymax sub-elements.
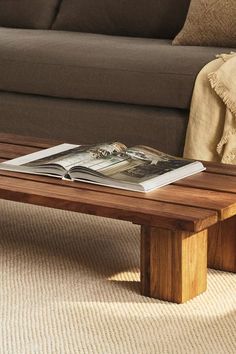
<box><xmin>0</xmin><ymin>200</ymin><xmax>235</xmax><ymax>354</ymax></box>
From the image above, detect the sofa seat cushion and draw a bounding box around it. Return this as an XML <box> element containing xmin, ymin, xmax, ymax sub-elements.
<box><xmin>0</xmin><ymin>28</ymin><xmax>232</xmax><ymax>109</ymax></box>
<box><xmin>0</xmin><ymin>0</ymin><xmax>60</xmax><ymax>29</ymax></box>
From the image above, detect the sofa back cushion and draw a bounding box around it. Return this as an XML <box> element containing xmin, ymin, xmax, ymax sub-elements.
<box><xmin>0</xmin><ymin>0</ymin><xmax>60</xmax><ymax>29</ymax></box>
<box><xmin>53</xmin><ymin>0</ymin><xmax>191</xmax><ymax>39</ymax></box>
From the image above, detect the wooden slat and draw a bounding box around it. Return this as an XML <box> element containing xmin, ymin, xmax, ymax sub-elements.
<box><xmin>0</xmin><ymin>133</ymin><xmax>60</xmax><ymax>149</ymax></box>
<box><xmin>204</xmin><ymin>161</ymin><xmax>236</xmax><ymax>176</ymax></box>
<box><xmin>175</xmin><ymin>172</ymin><xmax>236</xmax><ymax>194</ymax></box>
<box><xmin>148</xmin><ymin>185</ymin><xmax>236</xmax><ymax>220</ymax></box>
<box><xmin>0</xmin><ymin>169</ymin><xmax>235</xmax><ymax>220</ymax></box>
<box><xmin>0</xmin><ymin>143</ymin><xmax>39</xmax><ymax>159</ymax></box>
<box><xmin>0</xmin><ymin>174</ymin><xmax>217</xmax><ymax>232</ymax></box>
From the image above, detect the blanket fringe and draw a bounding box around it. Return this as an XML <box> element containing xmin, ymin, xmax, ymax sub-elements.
<box><xmin>208</xmin><ymin>72</ymin><xmax>236</xmax><ymax>116</ymax></box>
<box><xmin>209</xmin><ymin>71</ymin><xmax>236</xmax><ymax>164</ymax></box>
<box><xmin>217</xmin><ymin>128</ymin><xmax>236</xmax><ymax>164</ymax></box>
<box><xmin>221</xmin><ymin>149</ymin><xmax>236</xmax><ymax>164</ymax></box>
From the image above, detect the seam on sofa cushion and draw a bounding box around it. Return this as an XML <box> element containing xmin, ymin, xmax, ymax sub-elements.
<box><xmin>0</xmin><ymin>58</ymin><xmax>194</xmax><ymax>76</ymax></box>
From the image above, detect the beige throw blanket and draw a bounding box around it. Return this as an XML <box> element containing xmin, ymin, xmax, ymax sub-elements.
<box><xmin>184</xmin><ymin>52</ymin><xmax>236</xmax><ymax>164</ymax></box>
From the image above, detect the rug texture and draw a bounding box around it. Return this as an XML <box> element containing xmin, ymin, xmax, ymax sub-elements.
<box><xmin>0</xmin><ymin>200</ymin><xmax>235</xmax><ymax>354</ymax></box>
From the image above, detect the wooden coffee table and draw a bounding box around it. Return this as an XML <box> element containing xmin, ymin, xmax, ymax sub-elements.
<box><xmin>0</xmin><ymin>133</ymin><xmax>235</xmax><ymax>303</ymax></box>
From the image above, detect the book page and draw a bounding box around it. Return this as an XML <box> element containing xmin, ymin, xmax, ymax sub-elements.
<box><xmin>2</xmin><ymin>144</ymin><xmax>78</xmax><ymax>166</ymax></box>
<box><xmin>100</xmin><ymin>146</ymin><xmax>191</xmax><ymax>183</ymax></box>
<box><xmin>26</xmin><ymin>142</ymin><xmax>127</xmax><ymax>171</ymax></box>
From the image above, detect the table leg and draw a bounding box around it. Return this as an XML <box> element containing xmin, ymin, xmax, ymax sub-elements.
<box><xmin>208</xmin><ymin>216</ymin><xmax>236</xmax><ymax>273</ymax></box>
<box><xmin>140</xmin><ymin>225</ymin><xmax>207</xmax><ymax>303</ymax></box>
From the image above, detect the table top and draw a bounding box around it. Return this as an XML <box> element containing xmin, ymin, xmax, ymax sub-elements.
<box><xmin>0</xmin><ymin>133</ymin><xmax>236</xmax><ymax>233</ymax></box>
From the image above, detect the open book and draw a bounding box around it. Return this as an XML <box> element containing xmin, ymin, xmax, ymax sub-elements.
<box><xmin>0</xmin><ymin>142</ymin><xmax>205</xmax><ymax>192</ymax></box>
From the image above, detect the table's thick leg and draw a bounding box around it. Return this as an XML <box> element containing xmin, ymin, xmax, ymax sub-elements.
<box><xmin>140</xmin><ymin>225</ymin><xmax>207</xmax><ymax>303</ymax></box>
<box><xmin>208</xmin><ymin>216</ymin><xmax>236</xmax><ymax>273</ymax></box>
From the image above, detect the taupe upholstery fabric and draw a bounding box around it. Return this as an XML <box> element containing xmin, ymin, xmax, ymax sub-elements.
<box><xmin>0</xmin><ymin>92</ymin><xmax>188</xmax><ymax>156</ymax></box>
<box><xmin>0</xmin><ymin>0</ymin><xmax>60</xmax><ymax>29</ymax></box>
<box><xmin>0</xmin><ymin>28</ymin><xmax>231</xmax><ymax>109</ymax></box>
<box><xmin>53</xmin><ymin>0</ymin><xmax>191</xmax><ymax>39</ymax></box>
<box><xmin>173</xmin><ymin>0</ymin><xmax>236</xmax><ymax>47</ymax></box>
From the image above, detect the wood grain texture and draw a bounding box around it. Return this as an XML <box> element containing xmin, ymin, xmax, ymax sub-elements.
<box><xmin>0</xmin><ymin>133</ymin><xmax>60</xmax><ymax>148</ymax></box>
<box><xmin>0</xmin><ymin>174</ymin><xmax>217</xmax><ymax>232</ymax></box>
<box><xmin>208</xmin><ymin>216</ymin><xmax>236</xmax><ymax>273</ymax></box>
<box><xmin>0</xmin><ymin>143</ymin><xmax>39</xmax><ymax>160</ymax></box>
<box><xmin>175</xmin><ymin>172</ymin><xmax>236</xmax><ymax>194</ymax></box>
<box><xmin>0</xmin><ymin>168</ymin><xmax>234</xmax><ymax>221</ymax></box>
<box><xmin>141</xmin><ymin>226</ymin><xmax>207</xmax><ymax>303</ymax></box>
<box><xmin>148</xmin><ymin>185</ymin><xmax>236</xmax><ymax>221</ymax></box>
<box><xmin>202</xmin><ymin>161</ymin><xmax>236</xmax><ymax>176</ymax></box>
<box><xmin>140</xmin><ymin>226</ymin><xmax>151</xmax><ymax>296</ymax></box>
